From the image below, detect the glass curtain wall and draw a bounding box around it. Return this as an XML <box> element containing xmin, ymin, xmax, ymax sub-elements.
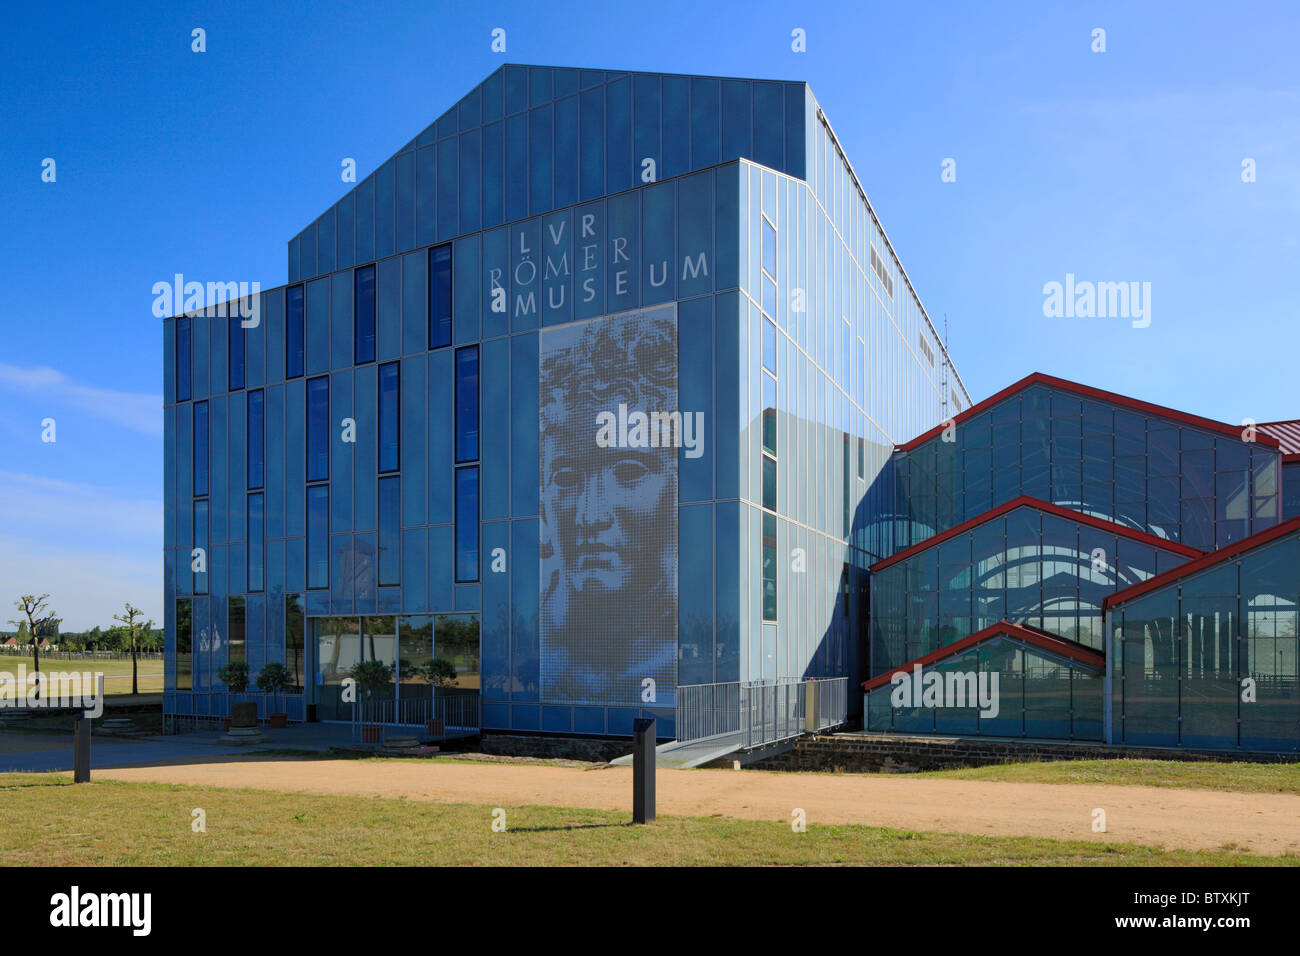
<box><xmin>870</xmin><ymin>503</ymin><xmax>1194</xmax><ymax>676</ymax></box>
<box><xmin>1112</xmin><ymin>530</ymin><xmax>1300</xmax><ymax>751</ymax></box>
<box><xmin>892</xmin><ymin>384</ymin><xmax>1281</xmax><ymax>554</ymax></box>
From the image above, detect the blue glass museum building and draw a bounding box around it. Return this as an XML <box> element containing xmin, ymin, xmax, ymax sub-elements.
<box><xmin>162</xmin><ymin>65</ymin><xmax>965</xmax><ymax>740</ymax></box>
<box><xmin>163</xmin><ymin>64</ymin><xmax>1300</xmax><ymax>755</ymax></box>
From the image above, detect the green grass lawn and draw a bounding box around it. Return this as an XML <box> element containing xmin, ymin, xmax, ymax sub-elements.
<box><xmin>910</xmin><ymin>759</ymin><xmax>1300</xmax><ymax>795</ymax></box>
<box><xmin>0</xmin><ymin>773</ymin><xmax>1294</xmax><ymax>866</ymax></box>
<box><xmin>0</xmin><ymin>655</ymin><xmax>163</xmax><ymax>695</ymax></box>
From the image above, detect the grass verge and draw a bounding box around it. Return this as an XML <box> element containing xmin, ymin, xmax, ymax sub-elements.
<box><xmin>909</xmin><ymin>759</ymin><xmax>1300</xmax><ymax>795</ymax></box>
<box><xmin>0</xmin><ymin>773</ymin><xmax>1294</xmax><ymax>866</ymax></box>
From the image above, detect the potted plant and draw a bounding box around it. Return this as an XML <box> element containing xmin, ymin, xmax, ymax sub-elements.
<box><xmin>348</xmin><ymin>659</ymin><xmax>393</xmax><ymax>744</ymax></box>
<box><xmin>424</xmin><ymin>658</ymin><xmax>458</xmax><ymax>738</ymax></box>
<box><xmin>216</xmin><ymin>660</ymin><xmax>250</xmax><ymax>731</ymax></box>
<box><xmin>256</xmin><ymin>661</ymin><xmax>292</xmax><ymax>728</ymax></box>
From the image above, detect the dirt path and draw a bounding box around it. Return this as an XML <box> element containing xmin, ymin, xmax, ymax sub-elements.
<box><xmin>96</xmin><ymin>756</ymin><xmax>1300</xmax><ymax>856</ymax></box>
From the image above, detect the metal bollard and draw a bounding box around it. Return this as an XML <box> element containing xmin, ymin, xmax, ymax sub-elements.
<box><xmin>632</xmin><ymin>717</ymin><xmax>656</xmax><ymax>824</ymax></box>
<box><xmin>73</xmin><ymin>713</ymin><xmax>91</xmax><ymax>783</ymax></box>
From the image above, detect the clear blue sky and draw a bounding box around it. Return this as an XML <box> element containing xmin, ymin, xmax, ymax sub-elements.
<box><xmin>2</xmin><ymin>0</ymin><xmax>1297</xmax><ymax>628</ymax></box>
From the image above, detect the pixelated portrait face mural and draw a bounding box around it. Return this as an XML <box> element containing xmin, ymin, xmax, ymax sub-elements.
<box><xmin>539</xmin><ymin>304</ymin><xmax>679</xmax><ymax>706</ymax></box>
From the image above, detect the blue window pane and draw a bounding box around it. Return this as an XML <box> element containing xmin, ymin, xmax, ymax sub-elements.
<box><xmin>354</xmin><ymin>265</ymin><xmax>376</xmax><ymax>364</ymax></box>
<box><xmin>286</xmin><ymin>284</ymin><xmax>305</xmax><ymax>379</ymax></box>
<box><xmin>762</xmin><ymin>217</ymin><xmax>776</xmax><ymax>277</ymax></box>
<box><xmin>455</xmin><ymin>466</ymin><xmax>479</xmax><ymax>582</ymax></box>
<box><xmin>176</xmin><ymin>316</ymin><xmax>191</xmax><ymax>401</ymax></box>
<box><xmin>247</xmin><ymin>389</ymin><xmax>264</xmax><ymax>489</ymax></box>
<box><xmin>306</xmin><ymin>376</ymin><xmax>329</xmax><ymax>482</ymax></box>
<box><xmin>193</xmin><ymin>499</ymin><xmax>208</xmax><ymax>595</ymax></box>
<box><xmin>248</xmin><ymin>492</ymin><xmax>264</xmax><ymax>592</ymax></box>
<box><xmin>761</xmin><ymin>511</ymin><xmax>776</xmax><ymax>621</ymax></box>
<box><xmin>228</xmin><ymin>314</ymin><xmax>244</xmax><ymax>391</ymax></box>
<box><xmin>378</xmin><ymin>476</ymin><xmax>400</xmax><ymax>587</ymax></box>
<box><xmin>193</xmin><ymin>400</ymin><xmax>209</xmax><ymax>496</ymax></box>
<box><xmin>761</xmin><ymin>275</ymin><xmax>776</xmax><ymax>318</ymax></box>
<box><xmin>429</xmin><ymin>244</ymin><xmax>452</xmax><ymax>348</ymax></box>
<box><xmin>762</xmin><ymin>318</ymin><xmax>777</xmax><ymax>372</ymax></box>
<box><xmin>307</xmin><ymin>486</ymin><xmax>329</xmax><ymax>589</ymax></box>
<box><xmin>379</xmin><ymin>362</ymin><xmax>400</xmax><ymax>473</ymax></box>
<box><xmin>456</xmin><ymin>346</ymin><xmax>479</xmax><ymax>463</ymax></box>
<box><xmin>762</xmin><ymin>372</ymin><xmax>776</xmax><ymax>455</ymax></box>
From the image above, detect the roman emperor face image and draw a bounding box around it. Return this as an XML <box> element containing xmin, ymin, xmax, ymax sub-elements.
<box><xmin>538</xmin><ymin>306</ymin><xmax>679</xmax><ymax>705</ymax></box>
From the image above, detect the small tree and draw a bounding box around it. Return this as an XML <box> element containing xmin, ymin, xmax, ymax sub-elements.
<box><xmin>112</xmin><ymin>602</ymin><xmax>154</xmax><ymax>696</ymax></box>
<box><xmin>348</xmin><ymin>659</ymin><xmax>393</xmax><ymax>699</ymax></box>
<box><xmin>9</xmin><ymin>594</ymin><xmax>60</xmax><ymax>684</ymax></box>
<box><xmin>425</xmin><ymin>658</ymin><xmax>458</xmax><ymax>689</ymax></box>
<box><xmin>256</xmin><ymin>662</ymin><xmax>292</xmax><ymax>715</ymax></box>
<box><xmin>217</xmin><ymin>660</ymin><xmax>250</xmax><ymax>695</ymax></box>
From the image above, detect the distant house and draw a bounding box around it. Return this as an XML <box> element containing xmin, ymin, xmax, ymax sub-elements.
<box><xmin>2</xmin><ymin>636</ymin><xmax>51</xmax><ymax>648</ymax></box>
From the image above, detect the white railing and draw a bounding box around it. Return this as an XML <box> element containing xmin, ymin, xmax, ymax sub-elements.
<box><xmin>351</xmin><ymin>692</ymin><xmax>481</xmax><ymax>745</ymax></box>
<box><xmin>677</xmin><ymin>677</ymin><xmax>849</xmax><ymax>749</ymax></box>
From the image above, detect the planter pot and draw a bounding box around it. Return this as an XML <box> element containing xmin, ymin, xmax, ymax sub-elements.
<box><xmin>268</xmin><ymin>713</ymin><xmax>288</xmax><ymax>729</ymax></box>
<box><xmin>426</xmin><ymin>718</ymin><xmax>445</xmax><ymax>738</ymax></box>
<box><xmin>361</xmin><ymin>724</ymin><xmax>383</xmax><ymax>744</ymax></box>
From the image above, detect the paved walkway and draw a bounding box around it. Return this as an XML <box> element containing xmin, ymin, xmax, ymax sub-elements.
<box><xmin>0</xmin><ymin>724</ymin><xmax>352</xmax><ymax>773</ymax></box>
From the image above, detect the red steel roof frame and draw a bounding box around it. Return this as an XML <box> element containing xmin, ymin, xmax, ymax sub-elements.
<box><xmin>861</xmin><ymin>620</ymin><xmax>1106</xmax><ymax>691</ymax></box>
<box><xmin>870</xmin><ymin>494</ymin><xmax>1203</xmax><ymax>573</ymax></box>
<box><xmin>1102</xmin><ymin>514</ymin><xmax>1300</xmax><ymax>611</ymax></box>
<box><xmin>894</xmin><ymin>372</ymin><xmax>1281</xmax><ymax>453</ymax></box>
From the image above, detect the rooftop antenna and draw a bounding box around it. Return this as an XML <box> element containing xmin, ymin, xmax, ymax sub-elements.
<box><xmin>941</xmin><ymin>313</ymin><xmax>950</xmax><ymax>418</ymax></box>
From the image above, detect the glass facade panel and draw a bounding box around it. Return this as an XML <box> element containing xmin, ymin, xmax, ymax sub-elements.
<box><xmin>228</xmin><ymin>314</ymin><xmax>245</xmax><ymax>391</ymax></box>
<box><xmin>306</xmin><ymin>376</ymin><xmax>329</xmax><ymax>483</ymax></box>
<box><xmin>455</xmin><ymin>466</ymin><xmax>479</xmax><ymax>582</ymax></box>
<box><xmin>379</xmin><ymin>362</ymin><xmax>400</xmax><ymax>473</ymax></box>
<box><xmin>355</xmin><ymin>264</ymin><xmax>376</xmax><ymax>364</ymax></box>
<box><xmin>286</xmin><ymin>284</ymin><xmax>305</xmax><ymax>378</ymax></box>
<box><xmin>307</xmin><ymin>486</ymin><xmax>329</xmax><ymax>589</ymax></box>
<box><xmin>176</xmin><ymin>316</ymin><xmax>191</xmax><ymax>401</ymax></box>
<box><xmin>379</xmin><ymin>475</ymin><xmax>400</xmax><ymax>587</ymax></box>
<box><xmin>176</xmin><ymin>598</ymin><xmax>192</xmax><ymax>690</ymax></box>
<box><xmin>227</xmin><ymin>596</ymin><xmax>245</xmax><ymax>665</ymax></box>
<box><xmin>247</xmin><ymin>492</ymin><xmax>264</xmax><ymax>592</ymax></box>
<box><xmin>455</xmin><ymin>346</ymin><xmax>479</xmax><ymax>463</ymax></box>
<box><xmin>429</xmin><ymin>244</ymin><xmax>452</xmax><ymax>348</ymax></box>
<box><xmin>193</xmin><ymin>400</ymin><xmax>209</xmax><ymax>496</ymax></box>
<box><xmin>247</xmin><ymin>389</ymin><xmax>264</xmax><ymax>489</ymax></box>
